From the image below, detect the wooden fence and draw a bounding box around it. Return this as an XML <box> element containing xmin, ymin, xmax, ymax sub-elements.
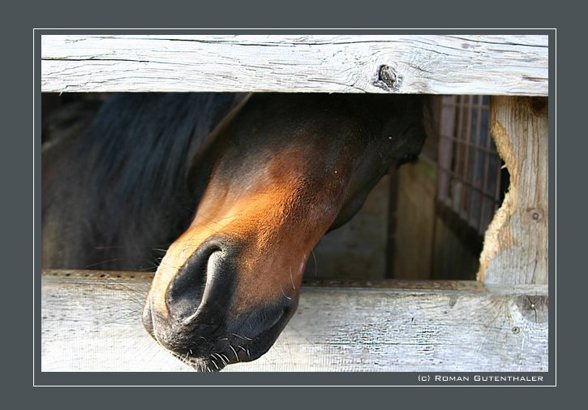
<box><xmin>39</xmin><ymin>34</ymin><xmax>550</xmax><ymax>373</ymax></box>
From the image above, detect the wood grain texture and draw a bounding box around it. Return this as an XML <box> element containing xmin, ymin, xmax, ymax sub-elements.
<box><xmin>479</xmin><ymin>97</ymin><xmax>548</xmax><ymax>285</ymax></box>
<box><xmin>41</xmin><ymin>35</ymin><xmax>548</xmax><ymax>95</ymax></box>
<box><xmin>41</xmin><ymin>270</ymin><xmax>547</xmax><ymax>372</ymax></box>
<box><xmin>307</xmin><ymin>175</ymin><xmax>389</xmax><ymax>280</ymax></box>
<box><xmin>393</xmin><ymin>158</ymin><xmax>436</xmax><ymax>279</ymax></box>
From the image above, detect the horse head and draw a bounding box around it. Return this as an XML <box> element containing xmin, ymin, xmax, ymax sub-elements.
<box><xmin>142</xmin><ymin>94</ymin><xmax>427</xmax><ymax>370</ymax></box>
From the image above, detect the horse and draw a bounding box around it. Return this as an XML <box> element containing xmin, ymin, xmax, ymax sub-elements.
<box><xmin>42</xmin><ymin>92</ymin><xmax>427</xmax><ymax>371</ymax></box>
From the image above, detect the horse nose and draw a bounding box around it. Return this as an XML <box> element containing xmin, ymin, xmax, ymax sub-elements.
<box><xmin>144</xmin><ymin>237</ymin><xmax>300</xmax><ymax>369</ymax></box>
<box><xmin>165</xmin><ymin>240</ymin><xmax>233</xmax><ymax>322</ymax></box>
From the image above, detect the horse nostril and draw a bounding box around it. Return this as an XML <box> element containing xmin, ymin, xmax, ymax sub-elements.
<box><xmin>166</xmin><ymin>242</ymin><xmax>223</xmax><ymax>320</ymax></box>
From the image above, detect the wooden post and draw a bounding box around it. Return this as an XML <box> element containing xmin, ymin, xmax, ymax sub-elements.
<box><xmin>479</xmin><ymin>97</ymin><xmax>548</xmax><ymax>286</ymax></box>
<box><xmin>385</xmin><ymin>165</ymin><xmax>399</xmax><ymax>278</ymax></box>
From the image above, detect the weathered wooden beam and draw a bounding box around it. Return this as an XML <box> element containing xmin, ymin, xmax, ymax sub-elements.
<box><xmin>41</xmin><ymin>270</ymin><xmax>548</xmax><ymax>372</ymax></box>
<box><xmin>479</xmin><ymin>97</ymin><xmax>549</xmax><ymax>285</ymax></box>
<box><xmin>41</xmin><ymin>35</ymin><xmax>548</xmax><ymax>95</ymax></box>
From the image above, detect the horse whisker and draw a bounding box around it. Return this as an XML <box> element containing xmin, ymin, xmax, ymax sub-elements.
<box><xmin>311</xmin><ymin>248</ymin><xmax>318</xmax><ymax>277</ymax></box>
<box><xmin>221</xmin><ymin>353</ymin><xmax>230</xmax><ymax>365</ymax></box>
<box><xmin>289</xmin><ymin>266</ymin><xmax>296</xmax><ymax>290</ymax></box>
<box><xmin>280</xmin><ymin>285</ymin><xmax>292</xmax><ymax>301</ymax></box>
<box><xmin>229</xmin><ymin>344</ymin><xmax>239</xmax><ymax>362</ymax></box>
<box><xmin>213</xmin><ymin>353</ymin><xmax>225</xmax><ymax>365</ymax></box>
<box><xmin>212</xmin><ymin>353</ymin><xmax>227</xmax><ymax>366</ymax></box>
<box><xmin>210</xmin><ymin>358</ymin><xmax>219</xmax><ymax>371</ymax></box>
<box><xmin>232</xmin><ymin>333</ymin><xmax>252</xmax><ymax>341</ymax></box>
<box><xmin>83</xmin><ymin>258</ymin><xmax>120</xmax><ymax>269</ymax></box>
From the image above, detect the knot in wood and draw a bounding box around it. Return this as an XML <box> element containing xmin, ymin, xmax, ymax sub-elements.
<box><xmin>527</xmin><ymin>208</ymin><xmax>544</xmax><ymax>223</ymax></box>
<box><xmin>375</xmin><ymin>64</ymin><xmax>402</xmax><ymax>91</ymax></box>
<box><xmin>515</xmin><ymin>296</ymin><xmax>548</xmax><ymax>323</ymax></box>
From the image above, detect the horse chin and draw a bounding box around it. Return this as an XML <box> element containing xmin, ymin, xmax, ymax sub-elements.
<box><xmin>152</xmin><ymin>311</ymin><xmax>293</xmax><ymax>372</ymax></box>
<box><xmin>174</xmin><ymin>354</ymin><xmax>219</xmax><ymax>372</ymax></box>
<box><xmin>235</xmin><ymin>303</ymin><xmax>295</xmax><ymax>361</ymax></box>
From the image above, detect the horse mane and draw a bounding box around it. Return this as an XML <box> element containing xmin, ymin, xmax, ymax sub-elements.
<box><xmin>46</xmin><ymin>93</ymin><xmax>245</xmax><ymax>270</ymax></box>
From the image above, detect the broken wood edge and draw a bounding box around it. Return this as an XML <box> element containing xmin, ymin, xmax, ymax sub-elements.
<box><xmin>478</xmin><ymin>96</ymin><xmax>549</xmax><ymax>286</ymax></box>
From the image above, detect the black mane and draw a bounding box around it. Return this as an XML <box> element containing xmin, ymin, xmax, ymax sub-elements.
<box><xmin>43</xmin><ymin>93</ymin><xmax>244</xmax><ymax>270</ymax></box>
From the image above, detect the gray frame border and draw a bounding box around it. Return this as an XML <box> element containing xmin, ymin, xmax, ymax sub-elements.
<box><xmin>33</xmin><ymin>28</ymin><xmax>556</xmax><ymax>387</ymax></box>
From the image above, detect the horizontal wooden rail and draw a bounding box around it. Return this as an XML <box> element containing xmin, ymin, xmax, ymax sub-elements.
<box><xmin>41</xmin><ymin>270</ymin><xmax>548</xmax><ymax>372</ymax></box>
<box><xmin>41</xmin><ymin>35</ymin><xmax>548</xmax><ymax>95</ymax></box>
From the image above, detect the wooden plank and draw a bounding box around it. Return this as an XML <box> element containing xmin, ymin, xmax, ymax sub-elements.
<box><xmin>41</xmin><ymin>270</ymin><xmax>548</xmax><ymax>372</ymax></box>
<box><xmin>307</xmin><ymin>175</ymin><xmax>390</xmax><ymax>280</ymax></box>
<box><xmin>479</xmin><ymin>97</ymin><xmax>548</xmax><ymax>285</ymax></box>
<box><xmin>41</xmin><ymin>35</ymin><xmax>548</xmax><ymax>95</ymax></box>
<box><xmin>393</xmin><ymin>157</ymin><xmax>437</xmax><ymax>280</ymax></box>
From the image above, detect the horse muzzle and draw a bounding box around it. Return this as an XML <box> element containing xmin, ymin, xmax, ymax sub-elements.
<box><xmin>142</xmin><ymin>237</ymin><xmax>299</xmax><ymax>371</ymax></box>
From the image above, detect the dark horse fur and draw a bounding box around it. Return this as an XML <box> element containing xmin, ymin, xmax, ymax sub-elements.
<box><xmin>42</xmin><ymin>93</ymin><xmax>427</xmax><ymax>371</ymax></box>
